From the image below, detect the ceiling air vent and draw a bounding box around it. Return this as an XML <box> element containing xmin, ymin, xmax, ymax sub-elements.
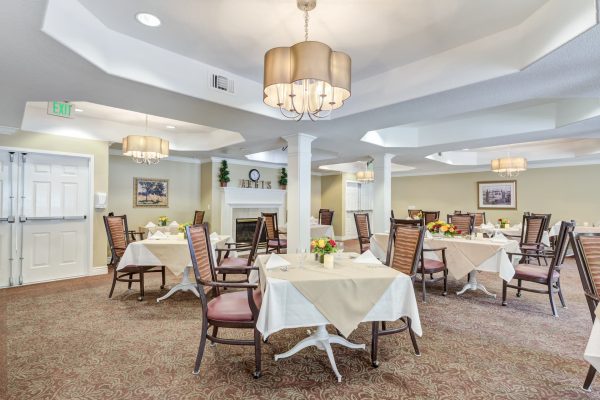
<box><xmin>210</xmin><ymin>73</ymin><xmax>234</xmax><ymax>94</ymax></box>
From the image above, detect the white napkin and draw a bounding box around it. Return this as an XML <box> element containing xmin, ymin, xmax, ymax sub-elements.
<box><xmin>145</xmin><ymin>221</ymin><xmax>156</xmax><ymax>228</ymax></box>
<box><xmin>512</xmin><ymin>223</ymin><xmax>522</xmax><ymax>230</ymax></box>
<box><xmin>265</xmin><ymin>254</ymin><xmax>291</xmax><ymax>269</ymax></box>
<box><xmin>209</xmin><ymin>232</ymin><xmax>220</xmax><ymax>242</ymax></box>
<box><xmin>425</xmin><ymin>230</ymin><xmax>433</xmax><ymax>239</ymax></box>
<box><xmin>310</xmin><ymin>216</ymin><xmax>318</xmax><ymax>224</ymax></box>
<box><xmin>169</xmin><ymin>221</ymin><xmax>179</xmax><ymax>227</ymax></box>
<box><xmin>481</xmin><ymin>223</ymin><xmax>494</xmax><ymax>229</ymax></box>
<box><xmin>491</xmin><ymin>232</ymin><xmax>508</xmax><ymax>243</ymax></box>
<box><xmin>148</xmin><ymin>230</ymin><xmax>167</xmax><ymax>240</ymax></box>
<box><xmin>352</xmin><ymin>250</ymin><xmax>383</xmax><ymax>265</ymax></box>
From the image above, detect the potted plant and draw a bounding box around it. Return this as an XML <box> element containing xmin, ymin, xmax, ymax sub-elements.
<box><xmin>279</xmin><ymin>167</ymin><xmax>288</xmax><ymax>190</ymax></box>
<box><xmin>218</xmin><ymin>160</ymin><xmax>230</xmax><ymax>188</ymax></box>
<box><xmin>311</xmin><ymin>237</ymin><xmax>337</xmax><ymax>265</ymax></box>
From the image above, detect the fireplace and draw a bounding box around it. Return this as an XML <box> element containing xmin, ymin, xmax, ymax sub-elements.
<box><xmin>236</xmin><ymin>218</ymin><xmax>267</xmax><ymax>244</ymax></box>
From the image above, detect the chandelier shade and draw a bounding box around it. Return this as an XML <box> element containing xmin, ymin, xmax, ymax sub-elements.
<box><xmin>122</xmin><ymin>135</ymin><xmax>169</xmax><ymax>165</ymax></box>
<box><xmin>356</xmin><ymin>170</ymin><xmax>374</xmax><ymax>182</ymax></box>
<box><xmin>490</xmin><ymin>157</ymin><xmax>527</xmax><ymax>178</ymax></box>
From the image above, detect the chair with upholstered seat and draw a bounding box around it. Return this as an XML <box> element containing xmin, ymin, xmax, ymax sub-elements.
<box><xmin>193</xmin><ymin>210</ymin><xmax>205</xmax><ymax>225</ymax></box>
<box><xmin>572</xmin><ymin>232</ymin><xmax>600</xmax><ymax>391</ymax></box>
<box><xmin>422</xmin><ymin>211</ymin><xmax>440</xmax><ymax>225</ymax></box>
<box><xmin>354</xmin><ymin>213</ymin><xmax>372</xmax><ymax>254</ymax></box>
<box><xmin>215</xmin><ymin>217</ymin><xmax>264</xmax><ymax>283</ymax></box>
<box><xmin>391</xmin><ymin>218</ymin><xmax>447</xmax><ymax>301</ymax></box>
<box><xmin>447</xmin><ymin>214</ymin><xmax>475</xmax><ymax>235</ymax></box>
<box><xmin>262</xmin><ymin>212</ymin><xmax>286</xmax><ymax>253</ymax></box>
<box><xmin>186</xmin><ymin>223</ymin><xmax>263</xmax><ymax>378</ymax></box>
<box><xmin>502</xmin><ymin>221</ymin><xmax>574</xmax><ymax>317</ymax></box>
<box><xmin>370</xmin><ymin>224</ymin><xmax>425</xmax><ymax>367</ymax></box>
<box><xmin>319</xmin><ymin>209</ymin><xmax>334</xmax><ymax>226</ymax></box>
<box><xmin>104</xmin><ymin>214</ymin><xmax>165</xmax><ymax>301</ymax></box>
<box><xmin>512</xmin><ymin>214</ymin><xmax>549</xmax><ymax>265</ymax></box>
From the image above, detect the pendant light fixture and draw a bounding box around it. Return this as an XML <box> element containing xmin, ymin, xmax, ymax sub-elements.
<box><xmin>491</xmin><ymin>155</ymin><xmax>527</xmax><ymax>178</ymax></box>
<box><xmin>122</xmin><ymin>115</ymin><xmax>169</xmax><ymax>165</ymax></box>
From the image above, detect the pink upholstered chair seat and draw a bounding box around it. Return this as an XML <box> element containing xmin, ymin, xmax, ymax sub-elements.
<box><xmin>514</xmin><ymin>264</ymin><xmax>558</xmax><ymax>283</ymax></box>
<box><xmin>207</xmin><ymin>290</ymin><xmax>262</xmax><ymax>322</ymax></box>
<box><xmin>268</xmin><ymin>239</ymin><xmax>287</xmax><ymax>247</ymax></box>
<box><xmin>422</xmin><ymin>259</ymin><xmax>446</xmax><ymax>273</ymax></box>
<box><xmin>219</xmin><ymin>257</ymin><xmax>248</xmax><ymax>269</ymax></box>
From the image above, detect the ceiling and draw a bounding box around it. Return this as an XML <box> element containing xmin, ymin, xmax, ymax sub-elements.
<box><xmin>2</xmin><ymin>0</ymin><xmax>600</xmax><ymax>176</ymax></box>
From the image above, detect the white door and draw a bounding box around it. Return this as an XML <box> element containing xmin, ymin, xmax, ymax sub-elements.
<box><xmin>0</xmin><ymin>152</ymin><xmax>16</xmax><ymax>287</ymax></box>
<box><xmin>19</xmin><ymin>153</ymin><xmax>89</xmax><ymax>284</ymax></box>
<box><xmin>344</xmin><ymin>181</ymin><xmax>374</xmax><ymax>239</ymax></box>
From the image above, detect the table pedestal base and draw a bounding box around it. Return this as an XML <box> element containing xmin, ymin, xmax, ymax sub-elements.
<box><xmin>156</xmin><ymin>266</ymin><xmax>199</xmax><ymax>303</ymax></box>
<box><xmin>456</xmin><ymin>271</ymin><xmax>496</xmax><ymax>298</ymax></box>
<box><xmin>274</xmin><ymin>325</ymin><xmax>365</xmax><ymax>382</ymax></box>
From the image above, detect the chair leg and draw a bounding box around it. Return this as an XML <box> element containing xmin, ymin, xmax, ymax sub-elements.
<box><xmin>128</xmin><ymin>273</ymin><xmax>133</xmax><ymax>289</ymax></box>
<box><xmin>421</xmin><ymin>272</ymin><xmax>427</xmax><ymax>302</ymax></box>
<box><xmin>502</xmin><ymin>281</ymin><xmax>508</xmax><ymax>306</ymax></box>
<box><xmin>583</xmin><ymin>365</ymin><xmax>596</xmax><ymax>391</ymax></box>
<box><xmin>160</xmin><ymin>267</ymin><xmax>165</xmax><ymax>290</ymax></box>
<box><xmin>407</xmin><ymin>317</ymin><xmax>420</xmax><ymax>356</ymax></box>
<box><xmin>193</xmin><ymin>318</ymin><xmax>209</xmax><ymax>375</ymax></box>
<box><xmin>108</xmin><ymin>268</ymin><xmax>117</xmax><ymax>299</ymax></box>
<box><xmin>371</xmin><ymin>321</ymin><xmax>379</xmax><ymax>367</ymax></box>
<box><xmin>516</xmin><ymin>279</ymin><xmax>522</xmax><ymax>297</ymax></box>
<box><xmin>210</xmin><ymin>326</ymin><xmax>219</xmax><ymax>344</ymax></box>
<box><xmin>557</xmin><ymin>278</ymin><xmax>567</xmax><ymax>308</ymax></box>
<box><xmin>253</xmin><ymin>328</ymin><xmax>262</xmax><ymax>379</ymax></box>
<box><xmin>548</xmin><ymin>283</ymin><xmax>558</xmax><ymax>317</ymax></box>
<box><xmin>381</xmin><ymin>322</ymin><xmax>387</xmax><ymax>331</ymax></box>
<box><xmin>443</xmin><ymin>269</ymin><xmax>448</xmax><ymax>296</ymax></box>
<box><xmin>138</xmin><ymin>271</ymin><xmax>145</xmax><ymax>301</ymax></box>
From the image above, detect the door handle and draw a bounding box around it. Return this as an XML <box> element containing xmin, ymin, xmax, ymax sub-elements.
<box><xmin>20</xmin><ymin>215</ymin><xmax>87</xmax><ymax>222</ymax></box>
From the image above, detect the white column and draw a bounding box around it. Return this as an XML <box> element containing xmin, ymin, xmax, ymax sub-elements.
<box><xmin>284</xmin><ymin>133</ymin><xmax>316</xmax><ymax>252</ymax></box>
<box><xmin>372</xmin><ymin>153</ymin><xmax>394</xmax><ymax>233</ymax></box>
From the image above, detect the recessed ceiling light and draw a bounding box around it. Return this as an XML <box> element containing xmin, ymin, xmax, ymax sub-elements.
<box><xmin>136</xmin><ymin>13</ymin><xmax>161</xmax><ymax>27</ymax></box>
<box><xmin>166</xmin><ymin>125</ymin><xmax>176</xmax><ymax>129</ymax></box>
<box><xmin>74</xmin><ymin>108</ymin><xmax>84</xmax><ymax>113</ymax></box>
<box><xmin>462</xmin><ymin>148</ymin><xmax>469</xmax><ymax>151</ymax></box>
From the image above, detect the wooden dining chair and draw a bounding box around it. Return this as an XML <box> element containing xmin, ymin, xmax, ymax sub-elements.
<box><xmin>319</xmin><ymin>209</ymin><xmax>334</xmax><ymax>226</ymax></box>
<box><xmin>447</xmin><ymin>214</ymin><xmax>475</xmax><ymax>235</ymax></box>
<box><xmin>503</xmin><ymin>221</ymin><xmax>574</xmax><ymax>317</ymax></box>
<box><xmin>370</xmin><ymin>224</ymin><xmax>425</xmax><ymax>367</ymax></box>
<box><xmin>354</xmin><ymin>212</ymin><xmax>372</xmax><ymax>254</ymax></box>
<box><xmin>572</xmin><ymin>232</ymin><xmax>600</xmax><ymax>391</ymax></box>
<box><xmin>215</xmin><ymin>217</ymin><xmax>264</xmax><ymax>283</ymax></box>
<box><xmin>422</xmin><ymin>211</ymin><xmax>439</xmax><ymax>225</ymax></box>
<box><xmin>104</xmin><ymin>214</ymin><xmax>165</xmax><ymax>301</ymax></box>
<box><xmin>262</xmin><ymin>212</ymin><xmax>286</xmax><ymax>253</ymax></box>
<box><xmin>517</xmin><ymin>214</ymin><xmax>549</xmax><ymax>265</ymax></box>
<box><xmin>193</xmin><ymin>210</ymin><xmax>205</xmax><ymax>225</ymax></box>
<box><xmin>471</xmin><ymin>212</ymin><xmax>486</xmax><ymax>226</ymax></box>
<box><xmin>390</xmin><ymin>218</ymin><xmax>448</xmax><ymax>301</ymax></box>
<box><xmin>186</xmin><ymin>223</ymin><xmax>263</xmax><ymax>378</ymax></box>
<box><xmin>408</xmin><ymin>209</ymin><xmax>422</xmax><ymax>219</ymax></box>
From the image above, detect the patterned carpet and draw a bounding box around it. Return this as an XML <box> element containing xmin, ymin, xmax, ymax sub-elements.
<box><xmin>2</xmin><ymin>240</ymin><xmax>599</xmax><ymax>399</ymax></box>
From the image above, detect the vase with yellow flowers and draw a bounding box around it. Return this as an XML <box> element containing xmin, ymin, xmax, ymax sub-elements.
<box><xmin>426</xmin><ymin>220</ymin><xmax>460</xmax><ymax>237</ymax></box>
<box><xmin>158</xmin><ymin>216</ymin><xmax>169</xmax><ymax>227</ymax></box>
<box><xmin>311</xmin><ymin>237</ymin><xmax>338</xmax><ymax>263</ymax></box>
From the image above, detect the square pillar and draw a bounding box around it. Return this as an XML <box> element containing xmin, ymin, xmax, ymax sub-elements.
<box><xmin>284</xmin><ymin>133</ymin><xmax>316</xmax><ymax>251</ymax></box>
<box><xmin>372</xmin><ymin>154</ymin><xmax>394</xmax><ymax>233</ymax></box>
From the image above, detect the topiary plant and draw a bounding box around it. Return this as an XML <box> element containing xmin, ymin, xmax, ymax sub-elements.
<box><xmin>279</xmin><ymin>167</ymin><xmax>288</xmax><ymax>189</ymax></box>
<box><xmin>218</xmin><ymin>160</ymin><xmax>230</xmax><ymax>187</ymax></box>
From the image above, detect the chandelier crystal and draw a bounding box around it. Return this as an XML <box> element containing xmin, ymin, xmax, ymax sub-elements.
<box><xmin>263</xmin><ymin>0</ymin><xmax>351</xmax><ymax>121</ymax></box>
<box><xmin>122</xmin><ymin>115</ymin><xmax>169</xmax><ymax>165</ymax></box>
<box><xmin>490</xmin><ymin>157</ymin><xmax>527</xmax><ymax>178</ymax></box>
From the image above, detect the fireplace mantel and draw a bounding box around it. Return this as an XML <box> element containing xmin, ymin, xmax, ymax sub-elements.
<box><xmin>220</xmin><ymin>187</ymin><xmax>286</xmax><ymax>236</ymax></box>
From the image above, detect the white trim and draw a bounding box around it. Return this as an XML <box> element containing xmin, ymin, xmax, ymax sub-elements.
<box><xmin>109</xmin><ymin>149</ymin><xmax>202</xmax><ymax>164</ymax></box>
<box><xmin>0</xmin><ymin>126</ymin><xmax>18</xmax><ymax>135</ymax></box>
<box><xmin>89</xmin><ymin>265</ymin><xmax>108</xmax><ymax>276</ymax></box>
<box><xmin>209</xmin><ymin>156</ymin><xmax>286</xmax><ymax>169</ymax></box>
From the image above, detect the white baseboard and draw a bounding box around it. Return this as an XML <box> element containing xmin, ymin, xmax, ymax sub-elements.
<box><xmin>90</xmin><ymin>265</ymin><xmax>108</xmax><ymax>276</ymax></box>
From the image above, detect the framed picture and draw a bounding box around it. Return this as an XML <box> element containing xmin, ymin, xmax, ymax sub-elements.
<box><xmin>477</xmin><ymin>180</ymin><xmax>517</xmax><ymax>210</ymax></box>
<box><xmin>133</xmin><ymin>177</ymin><xmax>169</xmax><ymax>207</ymax></box>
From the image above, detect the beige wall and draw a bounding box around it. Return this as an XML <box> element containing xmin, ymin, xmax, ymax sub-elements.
<box><xmin>321</xmin><ymin>174</ymin><xmax>344</xmax><ymax>234</ymax></box>
<box><xmin>0</xmin><ymin>131</ymin><xmax>109</xmax><ymax>268</ymax></box>
<box><xmin>311</xmin><ymin>175</ymin><xmax>321</xmax><ymax>217</ymax></box>
<box><xmin>392</xmin><ymin>164</ymin><xmax>600</xmax><ymax>225</ymax></box>
<box><xmin>108</xmin><ymin>155</ymin><xmax>201</xmax><ymax>231</ymax></box>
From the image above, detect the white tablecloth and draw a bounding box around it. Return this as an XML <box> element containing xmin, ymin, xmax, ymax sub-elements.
<box><xmin>370</xmin><ymin>233</ymin><xmax>518</xmax><ymax>281</ymax></box>
<box><xmin>117</xmin><ymin>234</ymin><xmax>231</xmax><ymax>276</ymax></box>
<box><xmin>280</xmin><ymin>224</ymin><xmax>335</xmax><ymax>239</ymax></box>
<box><xmin>549</xmin><ymin>224</ymin><xmax>600</xmax><ymax>237</ymax></box>
<box><xmin>249</xmin><ymin>253</ymin><xmax>422</xmax><ymax>339</ymax></box>
<box><xmin>585</xmin><ymin>306</ymin><xmax>600</xmax><ymax>372</ymax></box>
<box><xmin>474</xmin><ymin>226</ymin><xmax>550</xmax><ymax>247</ymax></box>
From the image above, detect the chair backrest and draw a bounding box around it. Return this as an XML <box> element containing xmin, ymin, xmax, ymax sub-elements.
<box><xmin>454</xmin><ymin>210</ymin><xmax>462</xmax><ymax>214</ymax></box>
<box><xmin>550</xmin><ymin>221</ymin><xmax>574</xmax><ymax>269</ymax></box>
<box><xmin>319</xmin><ymin>210</ymin><xmax>334</xmax><ymax>226</ymax></box>
<box><xmin>408</xmin><ymin>209</ymin><xmax>422</xmax><ymax>219</ymax></box>
<box><xmin>471</xmin><ymin>212</ymin><xmax>486</xmax><ymax>226</ymax></box>
<box><xmin>422</xmin><ymin>211</ymin><xmax>439</xmax><ymax>225</ymax></box>
<box><xmin>531</xmin><ymin>213</ymin><xmax>552</xmax><ymax>230</ymax></box>
<box><xmin>571</xmin><ymin>232</ymin><xmax>600</xmax><ymax>320</ymax></box>
<box><xmin>385</xmin><ymin>224</ymin><xmax>425</xmax><ymax>277</ymax></box>
<box><xmin>104</xmin><ymin>214</ymin><xmax>129</xmax><ymax>259</ymax></box>
<box><xmin>391</xmin><ymin>209</ymin><xmax>395</xmax><ymax>219</ymax></box>
<box><xmin>186</xmin><ymin>223</ymin><xmax>219</xmax><ymax>295</ymax></box>
<box><xmin>247</xmin><ymin>217</ymin><xmax>265</xmax><ymax>266</ymax></box>
<box><xmin>447</xmin><ymin>214</ymin><xmax>475</xmax><ymax>234</ymax></box>
<box><xmin>193</xmin><ymin>210</ymin><xmax>205</xmax><ymax>225</ymax></box>
<box><xmin>354</xmin><ymin>213</ymin><xmax>372</xmax><ymax>241</ymax></box>
<box><xmin>522</xmin><ymin>214</ymin><xmax>547</xmax><ymax>245</ymax></box>
<box><xmin>389</xmin><ymin>218</ymin><xmax>422</xmax><ymax>232</ymax></box>
<box><xmin>319</xmin><ymin>208</ymin><xmax>330</xmax><ymax>213</ymax></box>
<box><xmin>261</xmin><ymin>212</ymin><xmax>279</xmax><ymax>240</ymax></box>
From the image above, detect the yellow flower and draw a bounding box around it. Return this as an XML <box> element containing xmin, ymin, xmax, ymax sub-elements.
<box><xmin>318</xmin><ymin>239</ymin><xmax>326</xmax><ymax>248</ymax></box>
<box><xmin>449</xmin><ymin>227</ymin><xmax>454</xmax><ymax>233</ymax></box>
<box><xmin>440</xmin><ymin>225</ymin><xmax>449</xmax><ymax>232</ymax></box>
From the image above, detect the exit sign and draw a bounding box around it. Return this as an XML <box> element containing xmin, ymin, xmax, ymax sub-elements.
<box><xmin>47</xmin><ymin>101</ymin><xmax>73</xmax><ymax>118</ymax></box>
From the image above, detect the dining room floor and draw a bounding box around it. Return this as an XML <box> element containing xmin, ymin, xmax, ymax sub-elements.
<box><xmin>2</xmin><ymin>240</ymin><xmax>599</xmax><ymax>399</ymax></box>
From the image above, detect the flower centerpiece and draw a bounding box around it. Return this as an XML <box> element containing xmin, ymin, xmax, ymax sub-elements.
<box><xmin>498</xmin><ymin>218</ymin><xmax>510</xmax><ymax>228</ymax></box>
<box><xmin>178</xmin><ymin>222</ymin><xmax>192</xmax><ymax>239</ymax></box>
<box><xmin>158</xmin><ymin>216</ymin><xmax>169</xmax><ymax>227</ymax></box>
<box><xmin>427</xmin><ymin>220</ymin><xmax>460</xmax><ymax>237</ymax></box>
<box><xmin>311</xmin><ymin>237</ymin><xmax>337</xmax><ymax>263</ymax></box>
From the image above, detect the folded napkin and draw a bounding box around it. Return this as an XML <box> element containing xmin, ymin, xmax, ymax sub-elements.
<box><xmin>148</xmin><ymin>230</ymin><xmax>167</xmax><ymax>240</ymax></box>
<box><xmin>352</xmin><ymin>250</ymin><xmax>383</xmax><ymax>265</ymax></box>
<box><xmin>425</xmin><ymin>230</ymin><xmax>433</xmax><ymax>239</ymax></box>
<box><xmin>265</xmin><ymin>254</ymin><xmax>291</xmax><ymax>269</ymax></box>
<box><xmin>491</xmin><ymin>232</ymin><xmax>508</xmax><ymax>243</ymax></box>
<box><xmin>169</xmin><ymin>221</ymin><xmax>179</xmax><ymax>227</ymax></box>
<box><xmin>144</xmin><ymin>221</ymin><xmax>156</xmax><ymax>228</ymax></box>
<box><xmin>481</xmin><ymin>223</ymin><xmax>494</xmax><ymax>229</ymax></box>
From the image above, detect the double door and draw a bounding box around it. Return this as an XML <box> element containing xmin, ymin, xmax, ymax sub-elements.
<box><xmin>344</xmin><ymin>181</ymin><xmax>373</xmax><ymax>239</ymax></box>
<box><xmin>0</xmin><ymin>151</ymin><xmax>90</xmax><ymax>287</ymax></box>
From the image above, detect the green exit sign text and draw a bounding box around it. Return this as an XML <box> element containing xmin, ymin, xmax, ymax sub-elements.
<box><xmin>47</xmin><ymin>101</ymin><xmax>73</xmax><ymax>118</ymax></box>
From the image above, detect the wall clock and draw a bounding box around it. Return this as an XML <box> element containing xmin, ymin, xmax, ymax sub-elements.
<box><xmin>249</xmin><ymin>168</ymin><xmax>260</xmax><ymax>182</ymax></box>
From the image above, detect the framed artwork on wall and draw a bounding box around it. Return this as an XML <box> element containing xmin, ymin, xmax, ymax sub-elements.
<box><xmin>477</xmin><ymin>180</ymin><xmax>517</xmax><ymax>210</ymax></box>
<box><xmin>133</xmin><ymin>177</ymin><xmax>169</xmax><ymax>207</ymax></box>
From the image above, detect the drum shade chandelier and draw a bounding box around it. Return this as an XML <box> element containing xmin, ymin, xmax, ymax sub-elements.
<box><xmin>356</xmin><ymin>160</ymin><xmax>374</xmax><ymax>182</ymax></box>
<box><xmin>263</xmin><ymin>0</ymin><xmax>351</xmax><ymax>120</ymax></box>
<box><xmin>490</xmin><ymin>156</ymin><xmax>527</xmax><ymax>178</ymax></box>
<box><xmin>122</xmin><ymin>115</ymin><xmax>169</xmax><ymax>165</ymax></box>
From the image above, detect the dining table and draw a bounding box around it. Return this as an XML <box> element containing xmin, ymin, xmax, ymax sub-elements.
<box><xmin>250</xmin><ymin>252</ymin><xmax>421</xmax><ymax>382</ymax></box>
<box><xmin>584</xmin><ymin>305</ymin><xmax>600</xmax><ymax>378</ymax></box>
<box><xmin>279</xmin><ymin>223</ymin><xmax>335</xmax><ymax>239</ymax></box>
<box><xmin>474</xmin><ymin>225</ymin><xmax>551</xmax><ymax>247</ymax></box>
<box><xmin>370</xmin><ymin>233</ymin><xmax>519</xmax><ymax>297</ymax></box>
<box><xmin>117</xmin><ymin>233</ymin><xmax>233</xmax><ymax>302</ymax></box>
